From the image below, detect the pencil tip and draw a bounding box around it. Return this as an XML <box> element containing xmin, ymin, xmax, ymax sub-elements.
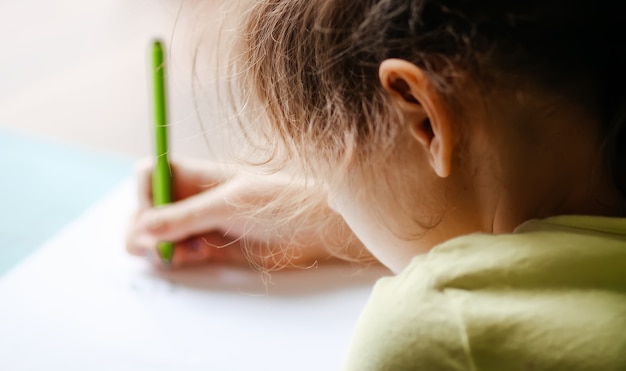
<box><xmin>160</xmin><ymin>260</ymin><xmax>173</xmax><ymax>271</ymax></box>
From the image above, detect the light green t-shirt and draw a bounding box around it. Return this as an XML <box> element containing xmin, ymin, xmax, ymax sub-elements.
<box><xmin>343</xmin><ymin>216</ymin><xmax>626</xmax><ymax>370</ymax></box>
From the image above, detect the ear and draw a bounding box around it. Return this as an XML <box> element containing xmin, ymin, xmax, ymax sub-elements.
<box><xmin>379</xmin><ymin>59</ymin><xmax>455</xmax><ymax>178</ymax></box>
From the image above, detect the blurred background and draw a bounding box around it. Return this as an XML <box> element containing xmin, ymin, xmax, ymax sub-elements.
<box><xmin>0</xmin><ymin>0</ymin><xmax>233</xmax><ymax>274</ymax></box>
<box><xmin>0</xmin><ymin>0</ymin><xmax>231</xmax><ymax>157</ymax></box>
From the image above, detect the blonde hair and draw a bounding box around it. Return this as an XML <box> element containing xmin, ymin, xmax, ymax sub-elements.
<box><xmin>228</xmin><ymin>0</ymin><xmax>626</xmax><ymax>193</ymax></box>
<box><xmin>207</xmin><ymin>0</ymin><xmax>626</xmax><ymax>269</ymax></box>
<box><xmin>230</xmin><ymin>0</ymin><xmax>410</xmax><ymax>187</ymax></box>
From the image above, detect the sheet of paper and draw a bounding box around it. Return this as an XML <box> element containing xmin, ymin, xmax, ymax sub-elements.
<box><xmin>0</xmin><ymin>179</ymin><xmax>388</xmax><ymax>371</ymax></box>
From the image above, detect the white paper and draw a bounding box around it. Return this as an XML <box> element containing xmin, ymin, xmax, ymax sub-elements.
<box><xmin>0</xmin><ymin>179</ymin><xmax>388</xmax><ymax>371</ymax></box>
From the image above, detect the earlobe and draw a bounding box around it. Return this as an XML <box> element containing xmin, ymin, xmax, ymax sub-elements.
<box><xmin>379</xmin><ymin>58</ymin><xmax>455</xmax><ymax>178</ymax></box>
<box><xmin>409</xmin><ymin>118</ymin><xmax>452</xmax><ymax>178</ymax></box>
<box><xmin>429</xmin><ymin>129</ymin><xmax>453</xmax><ymax>178</ymax></box>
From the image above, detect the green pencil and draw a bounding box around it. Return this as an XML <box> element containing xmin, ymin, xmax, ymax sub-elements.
<box><xmin>151</xmin><ymin>40</ymin><xmax>174</xmax><ymax>264</ymax></box>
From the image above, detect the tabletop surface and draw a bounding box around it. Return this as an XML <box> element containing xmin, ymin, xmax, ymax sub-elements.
<box><xmin>0</xmin><ymin>177</ymin><xmax>387</xmax><ymax>370</ymax></box>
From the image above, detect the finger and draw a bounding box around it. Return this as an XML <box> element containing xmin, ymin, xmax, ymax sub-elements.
<box><xmin>170</xmin><ymin>237</ymin><xmax>214</xmax><ymax>268</ymax></box>
<box><xmin>138</xmin><ymin>188</ymin><xmax>232</xmax><ymax>243</ymax></box>
<box><xmin>126</xmin><ymin>210</ymin><xmax>158</xmax><ymax>256</ymax></box>
<box><xmin>170</xmin><ymin>234</ymin><xmax>243</xmax><ymax>268</ymax></box>
<box><xmin>136</xmin><ymin>158</ymin><xmax>233</xmax><ymax>208</ymax></box>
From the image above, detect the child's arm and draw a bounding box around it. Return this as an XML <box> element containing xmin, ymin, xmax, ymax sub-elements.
<box><xmin>125</xmin><ymin>158</ymin><xmax>374</xmax><ymax>269</ymax></box>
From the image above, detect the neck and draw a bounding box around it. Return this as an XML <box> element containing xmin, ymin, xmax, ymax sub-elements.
<box><xmin>472</xmin><ymin>100</ymin><xmax>626</xmax><ymax>233</ymax></box>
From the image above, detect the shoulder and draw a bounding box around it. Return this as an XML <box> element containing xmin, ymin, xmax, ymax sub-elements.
<box><xmin>343</xmin><ymin>220</ymin><xmax>626</xmax><ymax>370</ymax></box>
<box><xmin>342</xmin><ymin>254</ymin><xmax>474</xmax><ymax>370</ymax></box>
<box><xmin>426</xmin><ymin>228</ymin><xmax>626</xmax><ymax>369</ymax></box>
<box><xmin>425</xmin><ymin>217</ymin><xmax>626</xmax><ymax>291</ymax></box>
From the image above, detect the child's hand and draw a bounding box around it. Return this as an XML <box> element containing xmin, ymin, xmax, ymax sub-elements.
<box><xmin>125</xmin><ymin>158</ymin><xmax>247</xmax><ymax>268</ymax></box>
<box><xmin>125</xmin><ymin>158</ymin><xmax>369</xmax><ymax>269</ymax></box>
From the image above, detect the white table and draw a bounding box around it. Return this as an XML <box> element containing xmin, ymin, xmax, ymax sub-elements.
<box><xmin>0</xmin><ymin>179</ymin><xmax>388</xmax><ymax>370</ymax></box>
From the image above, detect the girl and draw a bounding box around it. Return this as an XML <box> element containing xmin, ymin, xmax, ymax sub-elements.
<box><xmin>127</xmin><ymin>0</ymin><xmax>626</xmax><ymax>369</ymax></box>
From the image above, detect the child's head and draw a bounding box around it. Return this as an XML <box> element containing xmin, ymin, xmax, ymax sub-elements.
<box><xmin>231</xmin><ymin>0</ymin><xmax>626</xmax><ymax>270</ymax></box>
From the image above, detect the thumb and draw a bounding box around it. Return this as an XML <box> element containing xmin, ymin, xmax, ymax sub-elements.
<box><xmin>139</xmin><ymin>190</ymin><xmax>230</xmax><ymax>242</ymax></box>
